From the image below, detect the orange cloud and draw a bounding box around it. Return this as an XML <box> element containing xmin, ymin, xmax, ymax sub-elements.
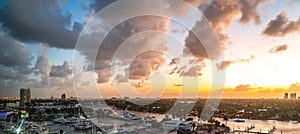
<box><xmin>216</xmin><ymin>55</ymin><xmax>255</xmax><ymax>70</ymax></box>
<box><xmin>269</xmin><ymin>44</ymin><xmax>288</xmax><ymax>53</ymax></box>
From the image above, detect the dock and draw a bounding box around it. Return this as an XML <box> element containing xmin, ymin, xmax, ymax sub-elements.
<box><xmin>232</xmin><ymin>125</ymin><xmax>276</xmax><ymax>134</ymax></box>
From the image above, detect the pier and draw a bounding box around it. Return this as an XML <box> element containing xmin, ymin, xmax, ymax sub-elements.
<box><xmin>232</xmin><ymin>125</ymin><xmax>276</xmax><ymax>134</ymax></box>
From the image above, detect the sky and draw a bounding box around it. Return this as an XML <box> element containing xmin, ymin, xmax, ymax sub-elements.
<box><xmin>0</xmin><ymin>0</ymin><xmax>300</xmax><ymax>99</ymax></box>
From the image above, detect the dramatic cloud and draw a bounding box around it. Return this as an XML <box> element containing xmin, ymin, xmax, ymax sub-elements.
<box><xmin>202</xmin><ymin>0</ymin><xmax>241</xmax><ymax>47</ymax></box>
<box><xmin>50</xmin><ymin>61</ymin><xmax>72</xmax><ymax>78</ymax></box>
<box><xmin>202</xmin><ymin>0</ymin><xmax>267</xmax><ymax>44</ymax></box>
<box><xmin>0</xmin><ymin>0</ymin><xmax>83</xmax><ymax>49</ymax></box>
<box><xmin>0</xmin><ymin>24</ymin><xmax>32</xmax><ymax>86</ymax></box>
<box><xmin>32</xmin><ymin>46</ymin><xmax>77</xmax><ymax>94</ymax></box>
<box><xmin>0</xmin><ymin>28</ymin><xmax>44</xmax><ymax>96</ymax></box>
<box><xmin>80</xmin><ymin>0</ymin><xmax>220</xmax><ymax>83</ymax></box>
<box><xmin>216</xmin><ymin>55</ymin><xmax>255</xmax><ymax>70</ymax></box>
<box><xmin>262</xmin><ymin>11</ymin><xmax>300</xmax><ymax>37</ymax></box>
<box><xmin>269</xmin><ymin>44</ymin><xmax>288</xmax><ymax>53</ymax></box>
<box><xmin>0</xmin><ymin>1</ymin><xmax>85</xmax><ymax>96</ymax></box>
<box><xmin>129</xmin><ymin>51</ymin><xmax>166</xmax><ymax>80</ymax></box>
<box><xmin>239</xmin><ymin>0</ymin><xmax>267</xmax><ymax>24</ymax></box>
<box><xmin>35</xmin><ymin>51</ymin><xmax>76</xmax><ymax>92</ymax></box>
<box><xmin>34</xmin><ymin>45</ymin><xmax>52</xmax><ymax>85</ymax></box>
<box><xmin>80</xmin><ymin>1</ymin><xmax>173</xmax><ymax>84</ymax></box>
<box><xmin>0</xmin><ymin>0</ymin><xmax>274</xmax><ymax>97</ymax></box>
<box><xmin>82</xmin><ymin>0</ymin><xmax>268</xmax><ymax>82</ymax></box>
<box><xmin>183</xmin><ymin>0</ymin><xmax>268</xmax><ymax>76</ymax></box>
<box><xmin>0</xmin><ymin>25</ymin><xmax>32</xmax><ymax>68</ymax></box>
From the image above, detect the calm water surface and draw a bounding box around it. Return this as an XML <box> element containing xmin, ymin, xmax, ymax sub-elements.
<box><xmin>102</xmin><ymin>110</ymin><xmax>300</xmax><ymax>134</ymax></box>
<box><xmin>213</xmin><ymin>117</ymin><xmax>300</xmax><ymax>134</ymax></box>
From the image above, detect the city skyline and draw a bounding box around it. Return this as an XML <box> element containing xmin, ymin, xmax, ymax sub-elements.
<box><xmin>1</xmin><ymin>0</ymin><xmax>300</xmax><ymax>99</ymax></box>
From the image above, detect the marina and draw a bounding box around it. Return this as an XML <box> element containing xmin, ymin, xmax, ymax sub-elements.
<box><xmin>2</xmin><ymin>107</ymin><xmax>300</xmax><ymax>133</ymax></box>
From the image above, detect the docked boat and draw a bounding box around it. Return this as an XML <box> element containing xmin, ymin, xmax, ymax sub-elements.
<box><xmin>65</xmin><ymin>117</ymin><xmax>75</xmax><ymax>124</ymax></box>
<box><xmin>142</xmin><ymin>115</ymin><xmax>157</xmax><ymax>122</ymax></box>
<box><xmin>73</xmin><ymin>117</ymin><xmax>93</xmax><ymax>130</ymax></box>
<box><xmin>121</xmin><ymin>109</ymin><xmax>141</xmax><ymax>120</ymax></box>
<box><xmin>53</xmin><ymin>117</ymin><xmax>67</xmax><ymax>124</ymax></box>
<box><xmin>233</xmin><ymin>118</ymin><xmax>245</xmax><ymax>122</ymax></box>
<box><xmin>73</xmin><ymin>123</ymin><xmax>92</xmax><ymax>130</ymax></box>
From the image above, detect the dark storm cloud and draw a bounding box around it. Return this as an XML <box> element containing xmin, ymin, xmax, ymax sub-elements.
<box><xmin>50</xmin><ymin>61</ymin><xmax>72</xmax><ymax>78</ymax></box>
<box><xmin>269</xmin><ymin>44</ymin><xmax>288</xmax><ymax>53</ymax></box>
<box><xmin>0</xmin><ymin>25</ymin><xmax>39</xmax><ymax>96</ymax></box>
<box><xmin>0</xmin><ymin>25</ymin><xmax>32</xmax><ymax>68</ymax></box>
<box><xmin>90</xmin><ymin>0</ymin><xmax>118</xmax><ymax>12</ymax></box>
<box><xmin>262</xmin><ymin>11</ymin><xmax>300</xmax><ymax>37</ymax></box>
<box><xmin>0</xmin><ymin>0</ymin><xmax>83</xmax><ymax>49</ymax></box>
<box><xmin>0</xmin><ymin>25</ymin><xmax>32</xmax><ymax>81</ymax></box>
<box><xmin>0</xmin><ymin>1</ymin><xmax>86</xmax><ymax>97</ymax></box>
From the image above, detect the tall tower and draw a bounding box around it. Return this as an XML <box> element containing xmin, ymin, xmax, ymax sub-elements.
<box><xmin>61</xmin><ymin>94</ymin><xmax>66</xmax><ymax>100</ymax></box>
<box><xmin>290</xmin><ymin>93</ymin><xmax>297</xmax><ymax>99</ymax></box>
<box><xmin>284</xmin><ymin>93</ymin><xmax>288</xmax><ymax>99</ymax></box>
<box><xmin>20</xmin><ymin>88</ymin><xmax>31</xmax><ymax>107</ymax></box>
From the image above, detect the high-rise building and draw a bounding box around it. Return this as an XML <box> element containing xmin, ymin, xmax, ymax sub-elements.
<box><xmin>61</xmin><ymin>94</ymin><xmax>66</xmax><ymax>100</ymax></box>
<box><xmin>284</xmin><ymin>93</ymin><xmax>289</xmax><ymax>99</ymax></box>
<box><xmin>20</xmin><ymin>88</ymin><xmax>31</xmax><ymax>107</ymax></box>
<box><xmin>290</xmin><ymin>93</ymin><xmax>297</xmax><ymax>99</ymax></box>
